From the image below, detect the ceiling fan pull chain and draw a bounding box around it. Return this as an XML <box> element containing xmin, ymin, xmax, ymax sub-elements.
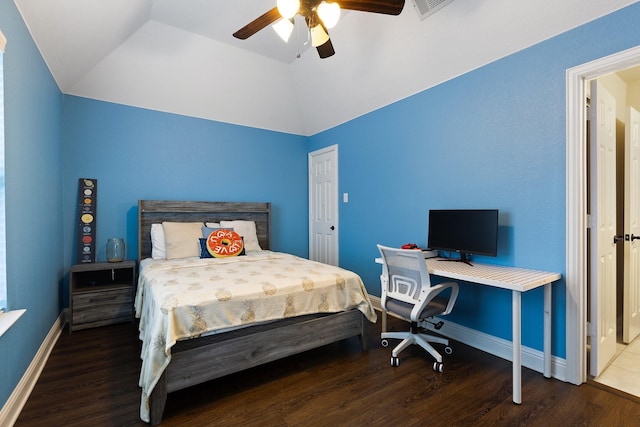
<box><xmin>296</xmin><ymin>18</ymin><xmax>305</xmax><ymax>58</ymax></box>
<box><xmin>297</xmin><ymin>33</ymin><xmax>302</xmax><ymax>58</ymax></box>
<box><xmin>303</xmin><ymin>17</ymin><xmax>310</xmax><ymax>46</ymax></box>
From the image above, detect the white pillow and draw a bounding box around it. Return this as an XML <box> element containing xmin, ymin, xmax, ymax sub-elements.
<box><xmin>162</xmin><ymin>222</ymin><xmax>204</xmax><ymax>259</ymax></box>
<box><xmin>150</xmin><ymin>224</ymin><xmax>166</xmax><ymax>259</ymax></box>
<box><xmin>151</xmin><ymin>223</ymin><xmax>222</xmax><ymax>259</ymax></box>
<box><xmin>219</xmin><ymin>220</ymin><xmax>262</xmax><ymax>252</ymax></box>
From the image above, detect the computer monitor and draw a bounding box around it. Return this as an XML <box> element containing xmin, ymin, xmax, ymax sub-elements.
<box><xmin>427</xmin><ymin>209</ymin><xmax>499</xmax><ymax>265</ymax></box>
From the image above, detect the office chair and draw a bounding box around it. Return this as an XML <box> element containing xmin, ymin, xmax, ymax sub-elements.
<box><xmin>377</xmin><ymin>244</ymin><xmax>459</xmax><ymax>372</ymax></box>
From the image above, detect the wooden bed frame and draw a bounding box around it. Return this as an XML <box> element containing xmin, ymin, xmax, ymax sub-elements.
<box><xmin>137</xmin><ymin>200</ymin><xmax>369</xmax><ymax>425</ymax></box>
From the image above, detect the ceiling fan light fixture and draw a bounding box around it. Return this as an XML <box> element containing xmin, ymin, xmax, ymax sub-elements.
<box><xmin>272</xmin><ymin>18</ymin><xmax>295</xmax><ymax>42</ymax></box>
<box><xmin>317</xmin><ymin>1</ymin><xmax>341</xmax><ymax>29</ymax></box>
<box><xmin>277</xmin><ymin>0</ymin><xmax>300</xmax><ymax>19</ymax></box>
<box><xmin>310</xmin><ymin>24</ymin><xmax>330</xmax><ymax>47</ymax></box>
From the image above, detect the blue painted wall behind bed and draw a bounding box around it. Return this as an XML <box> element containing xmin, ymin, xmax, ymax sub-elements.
<box><xmin>61</xmin><ymin>96</ymin><xmax>310</xmax><ymax>266</ymax></box>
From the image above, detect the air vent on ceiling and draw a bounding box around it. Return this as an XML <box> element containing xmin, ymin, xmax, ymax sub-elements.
<box><xmin>411</xmin><ymin>0</ymin><xmax>454</xmax><ymax>20</ymax></box>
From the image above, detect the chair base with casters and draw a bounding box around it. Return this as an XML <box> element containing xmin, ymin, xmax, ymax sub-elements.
<box><xmin>381</xmin><ymin>320</ymin><xmax>452</xmax><ymax>372</ymax></box>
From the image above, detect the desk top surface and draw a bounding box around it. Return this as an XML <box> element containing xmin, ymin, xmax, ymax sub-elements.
<box><xmin>426</xmin><ymin>258</ymin><xmax>561</xmax><ymax>292</ymax></box>
<box><xmin>375</xmin><ymin>256</ymin><xmax>561</xmax><ymax>292</ymax></box>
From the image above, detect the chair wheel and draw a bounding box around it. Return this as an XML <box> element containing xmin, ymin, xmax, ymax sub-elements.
<box><xmin>381</xmin><ymin>339</ymin><xmax>389</xmax><ymax>348</ymax></box>
<box><xmin>433</xmin><ymin>362</ymin><xmax>444</xmax><ymax>372</ymax></box>
<box><xmin>445</xmin><ymin>346</ymin><xmax>453</xmax><ymax>355</ymax></box>
<box><xmin>391</xmin><ymin>356</ymin><xmax>400</xmax><ymax>367</ymax></box>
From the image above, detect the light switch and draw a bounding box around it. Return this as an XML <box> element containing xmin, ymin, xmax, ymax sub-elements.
<box><xmin>343</xmin><ymin>193</ymin><xmax>349</xmax><ymax>203</ymax></box>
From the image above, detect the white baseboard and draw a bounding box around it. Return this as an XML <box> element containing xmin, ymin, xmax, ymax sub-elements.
<box><xmin>0</xmin><ymin>310</ymin><xmax>65</xmax><ymax>427</ymax></box>
<box><xmin>368</xmin><ymin>295</ymin><xmax>567</xmax><ymax>382</ymax></box>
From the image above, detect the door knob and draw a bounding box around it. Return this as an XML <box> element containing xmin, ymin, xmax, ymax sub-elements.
<box><xmin>613</xmin><ymin>235</ymin><xmax>625</xmax><ymax>244</ymax></box>
<box><xmin>330</xmin><ymin>226</ymin><xmax>335</xmax><ymax>231</ymax></box>
<box><xmin>632</xmin><ymin>234</ymin><xmax>640</xmax><ymax>241</ymax></box>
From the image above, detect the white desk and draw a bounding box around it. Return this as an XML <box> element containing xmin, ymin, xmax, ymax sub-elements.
<box><xmin>376</xmin><ymin>256</ymin><xmax>561</xmax><ymax>404</ymax></box>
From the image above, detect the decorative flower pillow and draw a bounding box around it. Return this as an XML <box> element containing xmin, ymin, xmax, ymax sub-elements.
<box><xmin>200</xmin><ymin>229</ymin><xmax>245</xmax><ymax>258</ymax></box>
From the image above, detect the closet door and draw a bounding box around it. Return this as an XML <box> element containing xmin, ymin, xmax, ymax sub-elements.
<box><xmin>589</xmin><ymin>80</ymin><xmax>618</xmax><ymax>377</ymax></box>
<box><xmin>309</xmin><ymin>145</ymin><xmax>339</xmax><ymax>266</ymax></box>
<box><xmin>624</xmin><ymin>106</ymin><xmax>640</xmax><ymax>344</ymax></box>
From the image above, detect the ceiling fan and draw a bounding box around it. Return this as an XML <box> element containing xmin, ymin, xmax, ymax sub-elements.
<box><xmin>233</xmin><ymin>0</ymin><xmax>405</xmax><ymax>59</ymax></box>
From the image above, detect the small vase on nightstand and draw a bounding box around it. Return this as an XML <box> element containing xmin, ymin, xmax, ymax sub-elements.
<box><xmin>106</xmin><ymin>238</ymin><xmax>125</xmax><ymax>262</ymax></box>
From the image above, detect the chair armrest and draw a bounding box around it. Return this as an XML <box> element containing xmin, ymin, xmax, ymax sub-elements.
<box><xmin>410</xmin><ymin>281</ymin><xmax>459</xmax><ymax>320</ymax></box>
<box><xmin>380</xmin><ymin>274</ymin><xmax>389</xmax><ymax>309</ymax></box>
<box><xmin>434</xmin><ymin>282</ymin><xmax>459</xmax><ymax>315</ymax></box>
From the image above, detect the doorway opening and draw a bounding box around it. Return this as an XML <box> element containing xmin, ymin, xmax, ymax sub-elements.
<box><xmin>586</xmin><ymin>71</ymin><xmax>640</xmax><ymax>396</ymax></box>
<box><xmin>566</xmin><ymin>44</ymin><xmax>640</xmax><ymax>391</ymax></box>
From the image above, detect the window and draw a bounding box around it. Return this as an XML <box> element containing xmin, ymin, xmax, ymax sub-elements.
<box><xmin>0</xmin><ymin>30</ymin><xmax>6</xmax><ymax>312</ymax></box>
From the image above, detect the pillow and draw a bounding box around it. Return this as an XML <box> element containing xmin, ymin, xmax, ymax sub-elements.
<box><xmin>201</xmin><ymin>226</ymin><xmax>231</xmax><ymax>238</ymax></box>
<box><xmin>202</xmin><ymin>229</ymin><xmax>245</xmax><ymax>258</ymax></box>
<box><xmin>162</xmin><ymin>222</ymin><xmax>204</xmax><ymax>259</ymax></box>
<box><xmin>219</xmin><ymin>220</ymin><xmax>262</xmax><ymax>252</ymax></box>
<box><xmin>199</xmin><ymin>238</ymin><xmax>213</xmax><ymax>258</ymax></box>
<box><xmin>150</xmin><ymin>223</ymin><xmax>166</xmax><ymax>259</ymax></box>
<box><xmin>200</xmin><ymin>226</ymin><xmax>235</xmax><ymax>258</ymax></box>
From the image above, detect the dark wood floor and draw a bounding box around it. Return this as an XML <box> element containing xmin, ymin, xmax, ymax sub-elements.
<box><xmin>15</xmin><ymin>316</ymin><xmax>640</xmax><ymax>427</ymax></box>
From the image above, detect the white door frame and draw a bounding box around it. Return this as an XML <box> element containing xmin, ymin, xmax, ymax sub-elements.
<box><xmin>566</xmin><ymin>44</ymin><xmax>640</xmax><ymax>385</ymax></box>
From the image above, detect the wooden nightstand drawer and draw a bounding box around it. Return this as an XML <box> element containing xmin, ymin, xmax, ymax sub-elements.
<box><xmin>69</xmin><ymin>260</ymin><xmax>136</xmax><ymax>332</ymax></box>
<box><xmin>72</xmin><ymin>287</ymin><xmax>133</xmax><ymax>330</ymax></box>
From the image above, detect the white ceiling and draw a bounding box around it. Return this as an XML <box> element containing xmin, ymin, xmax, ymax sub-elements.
<box><xmin>14</xmin><ymin>0</ymin><xmax>640</xmax><ymax>136</ymax></box>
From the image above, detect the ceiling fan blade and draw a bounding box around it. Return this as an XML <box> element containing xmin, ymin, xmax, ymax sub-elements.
<box><xmin>233</xmin><ymin>7</ymin><xmax>282</xmax><ymax>40</ymax></box>
<box><xmin>316</xmin><ymin>38</ymin><xmax>335</xmax><ymax>58</ymax></box>
<box><xmin>339</xmin><ymin>0</ymin><xmax>405</xmax><ymax>15</ymax></box>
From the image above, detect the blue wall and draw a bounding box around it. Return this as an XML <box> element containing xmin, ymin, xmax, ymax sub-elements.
<box><xmin>60</xmin><ymin>97</ymin><xmax>310</xmax><ymax>268</ymax></box>
<box><xmin>3</xmin><ymin>0</ymin><xmax>640</xmax><ymax>413</ymax></box>
<box><xmin>309</xmin><ymin>3</ymin><xmax>640</xmax><ymax>358</ymax></box>
<box><xmin>0</xmin><ymin>0</ymin><xmax>63</xmax><ymax>409</ymax></box>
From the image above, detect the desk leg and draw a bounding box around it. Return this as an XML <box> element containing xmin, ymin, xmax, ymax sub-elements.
<box><xmin>382</xmin><ymin>310</ymin><xmax>387</xmax><ymax>333</ymax></box>
<box><xmin>544</xmin><ymin>283</ymin><xmax>551</xmax><ymax>378</ymax></box>
<box><xmin>512</xmin><ymin>290</ymin><xmax>522</xmax><ymax>404</ymax></box>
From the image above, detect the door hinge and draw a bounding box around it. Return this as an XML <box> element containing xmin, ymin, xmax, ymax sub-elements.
<box><xmin>586</xmin><ymin>214</ymin><xmax>595</xmax><ymax>229</ymax></box>
<box><xmin>586</xmin><ymin>321</ymin><xmax>593</xmax><ymax>337</ymax></box>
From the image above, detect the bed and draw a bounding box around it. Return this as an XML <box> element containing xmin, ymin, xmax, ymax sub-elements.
<box><xmin>135</xmin><ymin>200</ymin><xmax>377</xmax><ymax>425</ymax></box>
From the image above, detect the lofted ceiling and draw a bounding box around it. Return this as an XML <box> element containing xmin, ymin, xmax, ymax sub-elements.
<box><xmin>14</xmin><ymin>0</ymin><xmax>640</xmax><ymax>136</ymax></box>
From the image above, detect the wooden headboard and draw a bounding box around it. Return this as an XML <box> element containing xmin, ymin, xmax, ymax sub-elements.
<box><xmin>138</xmin><ymin>200</ymin><xmax>271</xmax><ymax>261</ymax></box>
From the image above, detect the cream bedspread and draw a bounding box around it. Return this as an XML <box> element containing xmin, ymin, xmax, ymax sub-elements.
<box><xmin>134</xmin><ymin>251</ymin><xmax>377</xmax><ymax>422</ymax></box>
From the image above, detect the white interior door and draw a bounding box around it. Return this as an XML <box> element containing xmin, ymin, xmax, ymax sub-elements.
<box><xmin>589</xmin><ymin>80</ymin><xmax>618</xmax><ymax>377</ymax></box>
<box><xmin>308</xmin><ymin>145</ymin><xmax>339</xmax><ymax>265</ymax></box>
<box><xmin>624</xmin><ymin>106</ymin><xmax>640</xmax><ymax>344</ymax></box>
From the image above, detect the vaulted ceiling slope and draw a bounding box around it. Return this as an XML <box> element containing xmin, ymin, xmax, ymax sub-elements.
<box><xmin>15</xmin><ymin>0</ymin><xmax>638</xmax><ymax>136</ymax></box>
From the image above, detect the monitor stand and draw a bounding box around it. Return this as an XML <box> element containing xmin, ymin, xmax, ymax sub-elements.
<box><xmin>438</xmin><ymin>252</ymin><xmax>474</xmax><ymax>266</ymax></box>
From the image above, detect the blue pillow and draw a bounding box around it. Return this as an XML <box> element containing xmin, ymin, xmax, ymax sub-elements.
<box><xmin>202</xmin><ymin>226</ymin><xmax>232</xmax><ymax>238</ymax></box>
<box><xmin>199</xmin><ymin>238</ymin><xmax>214</xmax><ymax>258</ymax></box>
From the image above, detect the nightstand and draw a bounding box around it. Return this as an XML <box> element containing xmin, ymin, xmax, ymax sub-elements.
<box><xmin>69</xmin><ymin>260</ymin><xmax>136</xmax><ymax>332</ymax></box>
